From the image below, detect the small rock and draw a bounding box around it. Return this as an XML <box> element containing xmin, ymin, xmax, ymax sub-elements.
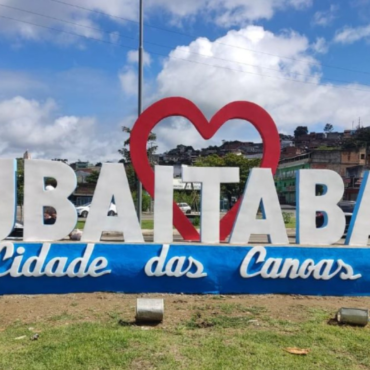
<box><xmin>248</xmin><ymin>319</ymin><xmax>260</xmax><ymax>326</ymax></box>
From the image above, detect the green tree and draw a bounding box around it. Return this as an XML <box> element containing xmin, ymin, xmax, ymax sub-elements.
<box><xmin>341</xmin><ymin>138</ymin><xmax>361</xmax><ymax>151</ymax></box>
<box><xmin>324</xmin><ymin>123</ymin><xmax>333</xmax><ymax>133</ymax></box>
<box><xmin>16</xmin><ymin>158</ymin><xmax>24</xmax><ymax>207</ymax></box>
<box><xmin>131</xmin><ymin>190</ymin><xmax>151</xmax><ymax>211</ymax></box>
<box><xmin>174</xmin><ymin>191</ymin><xmax>199</xmax><ymax>211</ymax></box>
<box><xmin>294</xmin><ymin>126</ymin><xmax>308</xmax><ymax>138</ymax></box>
<box><xmin>119</xmin><ymin>126</ymin><xmax>157</xmax><ymax>165</ymax></box>
<box><xmin>124</xmin><ymin>164</ymin><xmax>138</xmax><ymax>193</ymax></box>
<box><xmin>194</xmin><ymin>153</ymin><xmax>260</xmax><ymax>207</ymax></box>
<box><xmin>85</xmin><ymin>170</ymin><xmax>100</xmax><ymax>184</ymax></box>
<box><xmin>341</xmin><ymin>127</ymin><xmax>370</xmax><ymax>151</ymax></box>
<box><xmin>119</xmin><ymin>126</ymin><xmax>157</xmax><ymax>192</ymax></box>
<box><xmin>45</xmin><ymin>178</ymin><xmax>57</xmax><ymax>187</ymax></box>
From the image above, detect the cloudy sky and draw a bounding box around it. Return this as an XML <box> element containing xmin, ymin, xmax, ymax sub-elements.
<box><xmin>1</xmin><ymin>0</ymin><xmax>370</xmax><ymax>162</ymax></box>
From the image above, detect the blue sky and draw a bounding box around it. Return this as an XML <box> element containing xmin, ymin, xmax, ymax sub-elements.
<box><xmin>0</xmin><ymin>0</ymin><xmax>370</xmax><ymax>162</ymax></box>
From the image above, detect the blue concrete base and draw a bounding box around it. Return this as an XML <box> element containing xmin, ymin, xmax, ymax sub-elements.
<box><xmin>0</xmin><ymin>242</ymin><xmax>368</xmax><ymax>296</ymax></box>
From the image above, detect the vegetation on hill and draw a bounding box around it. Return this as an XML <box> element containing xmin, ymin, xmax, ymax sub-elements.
<box><xmin>195</xmin><ymin>153</ymin><xmax>260</xmax><ymax>206</ymax></box>
<box><xmin>341</xmin><ymin>127</ymin><xmax>370</xmax><ymax>151</ymax></box>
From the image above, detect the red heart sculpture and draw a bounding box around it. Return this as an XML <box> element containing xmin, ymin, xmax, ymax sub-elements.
<box><xmin>130</xmin><ymin>97</ymin><xmax>280</xmax><ymax>241</ymax></box>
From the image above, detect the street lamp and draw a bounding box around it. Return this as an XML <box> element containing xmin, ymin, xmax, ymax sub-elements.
<box><xmin>137</xmin><ymin>0</ymin><xmax>144</xmax><ymax>223</ymax></box>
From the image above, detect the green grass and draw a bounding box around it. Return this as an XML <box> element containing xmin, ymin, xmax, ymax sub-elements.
<box><xmin>141</xmin><ymin>220</ymin><xmax>153</xmax><ymax>229</ymax></box>
<box><xmin>76</xmin><ymin>220</ymin><xmax>154</xmax><ymax>230</ymax></box>
<box><xmin>0</xmin><ymin>306</ymin><xmax>369</xmax><ymax>369</ymax></box>
<box><xmin>76</xmin><ymin>218</ymin><xmax>296</xmax><ymax>230</ymax></box>
<box><xmin>76</xmin><ymin>221</ymin><xmax>85</xmax><ymax>230</ymax></box>
<box><xmin>285</xmin><ymin>218</ymin><xmax>296</xmax><ymax>228</ymax></box>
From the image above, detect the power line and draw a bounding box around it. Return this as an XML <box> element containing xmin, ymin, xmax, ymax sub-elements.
<box><xmin>48</xmin><ymin>0</ymin><xmax>139</xmax><ymax>25</ymax></box>
<box><xmin>0</xmin><ymin>2</ymin><xmax>107</xmax><ymax>35</ymax></box>
<box><xmin>47</xmin><ymin>0</ymin><xmax>192</xmax><ymax>38</ymax></box>
<box><xmin>0</xmin><ymin>14</ymin><xmax>135</xmax><ymax>48</ymax></box>
<box><xmin>45</xmin><ymin>0</ymin><xmax>370</xmax><ymax>77</ymax></box>
<box><xmin>0</xmin><ymin>2</ymin><xmax>315</xmax><ymax>81</ymax></box>
<box><xmin>2</xmin><ymin>13</ymin><xmax>370</xmax><ymax>93</ymax></box>
<box><xmin>1</xmin><ymin>2</ymin><xmax>368</xmax><ymax>87</ymax></box>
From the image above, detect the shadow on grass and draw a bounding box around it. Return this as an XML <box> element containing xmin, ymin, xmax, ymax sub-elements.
<box><xmin>118</xmin><ymin>319</ymin><xmax>161</xmax><ymax>327</ymax></box>
<box><xmin>327</xmin><ymin>316</ymin><xmax>368</xmax><ymax>328</ymax></box>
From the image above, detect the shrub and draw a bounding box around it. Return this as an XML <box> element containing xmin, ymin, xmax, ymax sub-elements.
<box><xmin>282</xmin><ymin>212</ymin><xmax>291</xmax><ymax>224</ymax></box>
<box><xmin>192</xmin><ymin>216</ymin><xmax>200</xmax><ymax>227</ymax></box>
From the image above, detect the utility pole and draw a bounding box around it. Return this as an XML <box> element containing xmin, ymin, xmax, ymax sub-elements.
<box><xmin>137</xmin><ymin>0</ymin><xmax>144</xmax><ymax>224</ymax></box>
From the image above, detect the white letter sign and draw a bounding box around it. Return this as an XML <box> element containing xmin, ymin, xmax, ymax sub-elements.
<box><xmin>230</xmin><ymin>168</ymin><xmax>288</xmax><ymax>244</ymax></box>
<box><xmin>0</xmin><ymin>159</ymin><xmax>17</xmax><ymax>240</ymax></box>
<box><xmin>345</xmin><ymin>171</ymin><xmax>370</xmax><ymax>246</ymax></box>
<box><xmin>81</xmin><ymin>163</ymin><xmax>143</xmax><ymax>243</ymax></box>
<box><xmin>154</xmin><ymin>166</ymin><xmax>173</xmax><ymax>243</ymax></box>
<box><xmin>182</xmin><ymin>166</ymin><xmax>239</xmax><ymax>243</ymax></box>
<box><xmin>296</xmin><ymin>169</ymin><xmax>345</xmax><ymax>245</ymax></box>
<box><xmin>24</xmin><ymin>160</ymin><xmax>77</xmax><ymax>241</ymax></box>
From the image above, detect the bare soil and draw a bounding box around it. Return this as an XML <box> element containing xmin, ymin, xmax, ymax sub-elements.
<box><xmin>0</xmin><ymin>293</ymin><xmax>369</xmax><ymax>329</ymax></box>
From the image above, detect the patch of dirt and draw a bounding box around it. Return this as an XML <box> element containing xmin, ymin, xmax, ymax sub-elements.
<box><xmin>0</xmin><ymin>293</ymin><xmax>369</xmax><ymax>329</ymax></box>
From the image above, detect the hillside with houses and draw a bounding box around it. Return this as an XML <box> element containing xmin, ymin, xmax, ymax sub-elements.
<box><xmin>21</xmin><ymin>124</ymin><xmax>370</xmax><ymax>207</ymax></box>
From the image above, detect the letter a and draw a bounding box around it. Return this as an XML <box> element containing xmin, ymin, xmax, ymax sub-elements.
<box><xmin>230</xmin><ymin>168</ymin><xmax>288</xmax><ymax>244</ymax></box>
<box><xmin>81</xmin><ymin>163</ymin><xmax>143</xmax><ymax>242</ymax></box>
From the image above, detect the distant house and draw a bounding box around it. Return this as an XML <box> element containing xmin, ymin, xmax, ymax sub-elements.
<box><xmin>75</xmin><ymin>170</ymin><xmax>93</xmax><ymax>184</ymax></box>
<box><xmin>280</xmin><ymin>140</ymin><xmax>294</xmax><ymax>149</ymax></box>
<box><xmin>69</xmin><ymin>183</ymin><xmax>96</xmax><ymax>206</ymax></box>
<box><xmin>70</xmin><ymin>161</ymin><xmax>93</xmax><ymax>170</ymax></box>
<box><xmin>280</xmin><ymin>146</ymin><xmax>303</xmax><ymax>159</ymax></box>
<box><xmin>275</xmin><ymin>147</ymin><xmax>368</xmax><ymax>204</ymax></box>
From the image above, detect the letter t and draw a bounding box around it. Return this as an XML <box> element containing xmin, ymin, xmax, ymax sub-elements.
<box><xmin>182</xmin><ymin>166</ymin><xmax>239</xmax><ymax>243</ymax></box>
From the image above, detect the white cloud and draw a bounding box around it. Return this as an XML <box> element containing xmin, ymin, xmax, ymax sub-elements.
<box><xmin>149</xmin><ymin>0</ymin><xmax>312</xmax><ymax>27</ymax></box>
<box><xmin>312</xmin><ymin>5</ymin><xmax>339</xmax><ymax>27</ymax></box>
<box><xmin>127</xmin><ymin>50</ymin><xmax>151</xmax><ymax>66</ymax></box>
<box><xmin>311</xmin><ymin>37</ymin><xmax>328</xmax><ymax>53</ymax></box>
<box><xmin>0</xmin><ymin>70</ymin><xmax>46</xmax><ymax>98</ymax></box>
<box><xmin>0</xmin><ymin>0</ymin><xmax>107</xmax><ymax>43</ymax></box>
<box><xmin>145</xmin><ymin>25</ymin><xmax>370</xmax><ymax>152</ymax></box>
<box><xmin>119</xmin><ymin>51</ymin><xmax>155</xmax><ymax>96</ymax></box>
<box><xmin>334</xmin><ymin>24</ymin><xmax>370</xmax><ymax>44</ymax></box>
<box><xmin>0</xmin><ymin>96</ymin><xmax>122</xmax><ymax>162</ymax></box>
<box><xmin>119</xmin><ymin>68</ymin><xmax>137</xmax><ymax>96</ymax></box>
<box><xmin>0</xmin><ymin>0</ymin><xmax>312</xmax><ymax>43</ymax></box>
<box><xmin>109</xmin><ymin>31</ymin><xmax>120</xmax><ymax>44</ymax></box>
